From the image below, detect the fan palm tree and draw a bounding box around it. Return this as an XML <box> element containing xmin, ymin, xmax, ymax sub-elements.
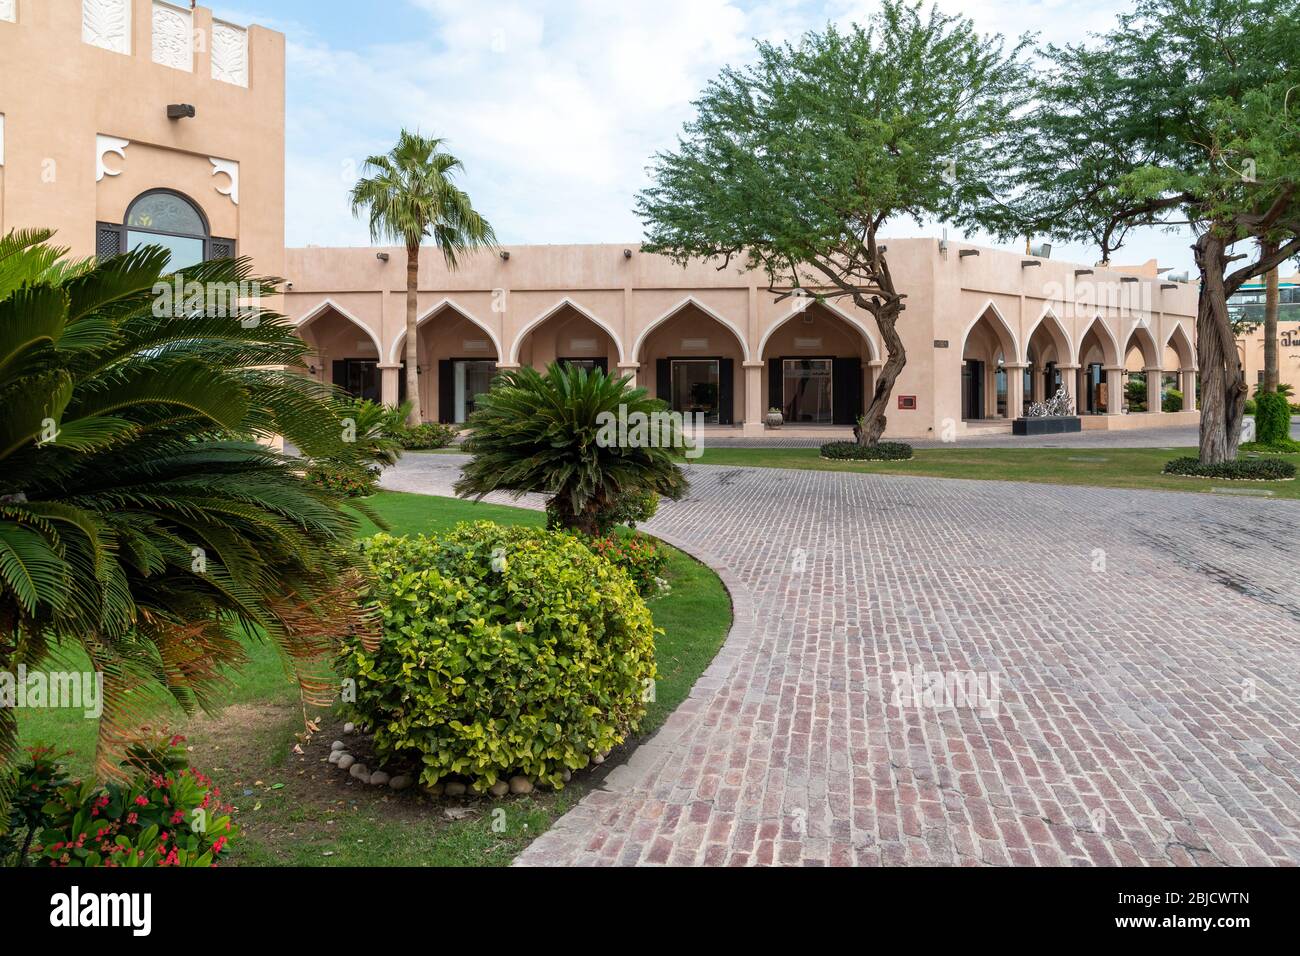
<box><xmin>453</xmin><ymin>364</ymin><xmax>690</xmax><ymax>535</ymax></box>
<box><xmin>349</xmin><ymin>131</ymin><xmax>497</xmax><ymax>425</ymax></box>
<box><xmin>0</xmin><ymin>230</ymin><xmax>375</xmax><ymax>826</ymax></box>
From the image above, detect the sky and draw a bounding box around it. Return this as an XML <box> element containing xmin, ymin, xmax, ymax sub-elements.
<box><xmin>219</xmin><ymin>0</ymin><xmax>1203</xmax><ymax>274</ymax></box>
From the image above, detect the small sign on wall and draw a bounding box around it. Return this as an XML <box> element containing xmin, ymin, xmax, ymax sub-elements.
<box><xmin>897</xmin><ymin>395</ymin><xmax>918</xmax><ymax>410</ymax></box>
<box><xmin>933</xmin><ymin>339</ymin><xmax>949</xmax><ymax>348</ymax></box>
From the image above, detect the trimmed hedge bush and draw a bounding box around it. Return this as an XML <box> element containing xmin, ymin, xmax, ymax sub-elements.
<box><xmin>398</xmin><ymin>421</ymin><xmax>459</xmax><ymax>450</ymax></box>
<box><xmin>341</xmin><ymin>523</ymin><xmax>658</xmax><ymax>791</ymax></box>
<box><xmin>1162</xmin><ymin>457</ymin><xmax>1296</xmax><ymax>480</ymax></box>
<box><xmin>820</xmin><ymin>441</ymin><xmax>914</xmax><ymax>461</ymax></box>
<box><xmin>1254</xmin><ymin>391</ymin><xmax>1293</xmax><ymax>446</ymax></box>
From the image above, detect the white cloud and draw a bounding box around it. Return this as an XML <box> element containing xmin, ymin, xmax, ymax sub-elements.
<box><xmin>268</xmin><ymin>0</ymin><xmax>1200</xmax><ymax>271</ymax></box>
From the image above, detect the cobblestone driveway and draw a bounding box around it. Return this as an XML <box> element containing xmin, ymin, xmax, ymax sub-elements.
<box><xmin>383</xmin><ymin>455</ymin><xmax>1300</xmax><ymax>866</ymax></box>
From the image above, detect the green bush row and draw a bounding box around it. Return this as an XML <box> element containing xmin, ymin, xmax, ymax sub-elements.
<box><xmin>397</xmin><ymin>421</ymin><xmax>460</xmax><ymax>450</ymax></box>
<box><xmin>820</xmin><ymin>441</ymin><xmax>915</xmax><ymax>461</ymax></box>
<box><xmin>1162</xmin><ymin>457</ymin><xmax>1296</xmax><ymax>480</ymax></box>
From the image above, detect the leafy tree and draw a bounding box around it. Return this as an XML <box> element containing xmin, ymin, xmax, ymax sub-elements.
<box><xmin>636</xmin><ymin>1</ymin><xmax>1030</xmax><ymax>444</ymax></box>
<box><xmin>1006</xmin><ymin>0</ymin><xmax>1300</xmax><ymax>463</ymax></box>
<box><xmin>453</xmin><ymin>364</ymin><xmax>689</xmax><ymax>535</ymax></box>
<box><xmin>350</xmin><ymin>131</ymin><xmax>497</xmax><ymax>425</ymax></box>
<box><xmin>0</xmin><ymin>231</ymin><xmax>374</xmax><ymax>824</ymax></box>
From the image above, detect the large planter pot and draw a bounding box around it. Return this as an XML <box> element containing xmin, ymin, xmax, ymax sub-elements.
<box><xmin>766</xmin><ymin>411</ymin><xmax>784</xmax><ymax>428</ymax></box>
<box><xmin>1013</xmin><ymin>416</ymin><xmax>1082</xmax><ymax>436</ymax></box>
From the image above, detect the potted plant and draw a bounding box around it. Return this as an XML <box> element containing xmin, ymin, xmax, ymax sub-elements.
<box><xmin>766</xmin><ymin>407</ymin><xmax>784</xmax><ymax>428</ymax></box>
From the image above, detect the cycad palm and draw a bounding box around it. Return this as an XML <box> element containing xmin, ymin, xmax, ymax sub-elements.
<box><xmin>453</xmin><ymin>363</ymin><xmax>690</xmax><ymax>534</ymax></box>
<box><xmin>0</xmin><ymin>230</ymin><xmax>374</xmax><ymax>824</ymax></box>
<box><xmin>350</xmin><ymin>130</ymin><xmax>496</xmax><ymax>425</ymax></box>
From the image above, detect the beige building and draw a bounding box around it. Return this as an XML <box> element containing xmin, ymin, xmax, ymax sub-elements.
<box><xmin>2</xmin><ymin>3</ymin><xmax>1203</xmax><ymax>440</ymax></box>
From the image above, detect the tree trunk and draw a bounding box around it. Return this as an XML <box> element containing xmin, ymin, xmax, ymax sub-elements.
<box><xmin>1194</xmin><ymin>232</ymin><xmax>1247</xmax><ymax>464</ymax></box>
<box><xmin>1263</xmin><ymin>241</ymin><xmax>1279</xmax><ymax>393</ymax></box>
<box><xmin>404</xmin><ymin>243</ymin><xmax>421</xmax><ymax>426</ymax></box>
<box><xmin>858</xmin><ymin>297</ymin><xmax>905</xmax><ymax>445</ymax></box>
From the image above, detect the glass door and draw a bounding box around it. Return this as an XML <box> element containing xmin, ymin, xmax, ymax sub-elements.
<box><xmin>670</xmin><ymin>360</ymin><xmax>720</xmax><ymax>424</ymax></box>
<box><xmin>782</xmin><ymin>358</ymin><xmax>833</xmax><ymax>424</ymax></box>
<box><xmin>454</xmin><ymin>360</ymin><xmax>496</xmax><ymax>422</ymax></box>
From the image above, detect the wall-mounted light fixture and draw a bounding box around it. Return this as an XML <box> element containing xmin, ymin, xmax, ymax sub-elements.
<box><xmin>376</xmin><ymin>252</ymin><xmax>389</xmax><ymax>262</ymax></box>
<box><xmin>623</xmin><ymin>248</ymin><xmax>633</xmax><ymax>259</ymax></box>
<box><xmin>500</xmin><ymin>251</ymin><xmax>510</xmax><ymax>261</ymax></box>
<box><xmin>1074</xmin><ymin>269</ymin><xmax>1093</xmax><ymax>277</ymax></box>
<box><xmin>1161</xmin><ymin>283</ymin><xmax>1179</xmax><ymax>290</ymax></box>
<box><xmin>1120</xmin><ymin>276</ymin><xmax>1139</xmax><ymax>283</ymax></box>
<box><xmin>958</xmin><ymin>249</ymin><xmax>979</xmax><ymax>258</ymax></box>
<box><xmin>1021</xmin><ymin>259</ymin><xmax>1041</xmax><ymax>268</ymax></box>
<box><xmin>167</xmin><ymin>104</ymin><xmax>196</xmax><ymax>120</ymax></box>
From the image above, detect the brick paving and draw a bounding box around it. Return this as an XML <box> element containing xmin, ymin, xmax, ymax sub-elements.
<box><xmin>383</xmin><ymin>455</ymin><xmax>1300</xmax><ymax>867</ymax></box>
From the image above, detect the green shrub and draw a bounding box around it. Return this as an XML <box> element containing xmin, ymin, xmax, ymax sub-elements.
<box><xmin>397</xmin><ymin>421</ymin><xmax>459</xmax><ymax>450</ymax></box>
<box><xmin>454</xmin><ymin>363</ymin><xmax>689</xmax><ymax>535</ymax></box>
<box><xmin>341</xmin><ymin>523</ymin><xmax>658</xmax><ymax>791</ymax></box>
<box><xmin>1</xmin><ymin>745</ymin><xmax>71</xmax><ymax>865</ymax></box>
<box><xmin>820</xmin><ymin>441</ymin><xmax>914</xmax><ymax>461</ymax></box>
<box><xmin>1162</xmin><ymin>457</ymin><xmax>1296</xmax><ymax>480</ymax></box>
<box><xmin>587</xmin><ymin>533</ymin><xmax>670</xmax><ymax>596</ymax></box>
<box><xmin>1162</xmin><ymin>388</ymin><xmax>1184</xmax><ymax>413</ymax></box>
<box><xmin>30</xmin><ymin>738</ymin><xmax>237</xmax><ymax>867</ymax></box>
<box><xmin>1244</xmin><ymin>398</ymin><xmax>1257</xmax><ymax>415</ymax></box>
<box><xmin>1254</xmin><ymin>391</ymin><xmax>1293</xmax><ymax>445</ymax></box>
<box><xmin>305</xmin><ymin>464</ymin><xmax>377</xmax><ymax>498</ymax></box>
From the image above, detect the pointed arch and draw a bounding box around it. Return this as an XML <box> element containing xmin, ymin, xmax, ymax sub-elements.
<box><xmin>757</xmin><ymin>298</ymin><xmax>880</xmax><ymax>361</ymax></box>
<box><xmin>1123</xmin><ymin>321</ymin><xmax>1160</xmax><ymax>368</ymax></box>
<box><xmin>1077</xmin><ymin>315</ymin><xmax>1121</xmax><ymax>367</ymax></box>
<box><xmin>961</xmin><ymin>299</ymin><xmax>1020</xmax><ymax>361</ymax></box>
<box><xmin>632</xmin><ymin>296</ymin><xmax>751</xmax><ymax>363</ymax></box>
<box><xmin>1023</xmin><ymin>306</ymin><xmax>1075</xmax><ymax>366</ymax></box>
<box><xmin>295</xmin><ymin>299</ymin><xmax>383</xmax><ymax>357</ymax></box>
<box><xmin>389</xmin><ymin>298</ymin><xmax>502</xmax><ymax>364</ymax></box>
<box><xmin>1164</xmin><ymin>321</ymin><xmax>1196</xmax><ymax>370</ymax></box>
<box><xmin>508</xmin><ymin>297</ymin><xmax>625</xmax><ymax>365</ymax></box>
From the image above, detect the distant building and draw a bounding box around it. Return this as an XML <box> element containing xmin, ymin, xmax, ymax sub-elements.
<box><xmin>1230</xmin><ymin>276</ymin><xmax>1300</xmax><ymax>395</ymax></box>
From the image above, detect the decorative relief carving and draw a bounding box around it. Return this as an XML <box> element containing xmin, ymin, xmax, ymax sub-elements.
<box><xmin>96</xmin><ymin>135</ymin><xmax>130</xmax><ymax>182</ymax></box>
<box><xmin>0</xmin><ymin>1</ymin><xmax>16</xmax><ymax>24</ymax></box>
<box><xmin>209</xmin><ymin>158</ymin><xmax>240</xmax><ymax>205</ymax></box>
<box><xmin>152</xmin><ymin>1</ymin><xmax>192</xmax><ymax>71</ymax></box>
<box><xmin>211</xmin><ymin>21</ymin><xmax>249</xmax><ymax>86</ymax></box>
<box><xmin>82</xmin><ymin>0</ymin><xmax>131</xmax><ymax>54</ymax></box>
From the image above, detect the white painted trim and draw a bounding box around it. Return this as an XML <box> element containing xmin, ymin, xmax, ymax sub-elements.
<box><xmin>389</xmin><ymin>298</ymin><xmax>503</xmax><ymax>364</ymax></box>
<box><xmin>509</xmin><ymin>296</ymin><xmax>626</xmax><ymax>365</ymax></box>
<box><xmin>209</xmin><ymin>158</ymin><xmax>239</xmax><ymax>205</ymax></box>
<box><xmin>1022</xmin><ymin>305</ymin><xmax>1076</xmax><ymax>366</ymax></box>
<box><xmin>960</xmin><ymin>299</ymin><xmax>1021</xmax><ymax>361</ymax></box>
<box><xmin>294</xmin><ymin>299</ymin><xmax>384</xmax><ymax>358</ymax></box>
<box><xmin>95</xmin><ymin>134</ymin><xmax>129</xmax><ymax>182</ymax></box>
<box><xmin>631</xmin><ymin>295</ymin><xmax>750</xmax><ymax>363</ymax></box>
<box><xmin>758</xmin><ymin>297</ymin><xmax>880</xmax><ymax>362</ymax></box>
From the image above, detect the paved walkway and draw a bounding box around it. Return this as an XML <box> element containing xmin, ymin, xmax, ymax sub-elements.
<box><xmin>383</xmin><ymin>455</ymin><xmax>1300</xmax><ymax>867</ymax></box>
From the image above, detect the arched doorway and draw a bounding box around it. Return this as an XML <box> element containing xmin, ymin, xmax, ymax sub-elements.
<box><xmin>1165</xmin><ymin>323</ymin><xmax>1197</xmax><ymax>411</ymax></box>
<box><xmin>636</xmin><ymin>301</ymin><xmax>748</xmax><ymax>425</ymax></box>
<box><xmin>512</xmin><ymin>301</ymin><xmax>621</xmax><ymax>375</ymax></box>
<box><xmin>961</xmin><ymin>305</ymin><xmax>1019</xmax><ymax>420</ymax></box>
<box><xmin>1122</xmin><ymin>325</ymin><xmax>1160</xmax><ymax>412</ymax></box>
<box><xmin>392</xmin><ymin>303</ymin><xmax>500</xmax><ymax>423</ymax></box>
<box><xmin>760</xmin><ymin>302</ymin><xmax>876</xmax><ymax>426</ymax></box>
<box><xmin>1024</xmin><ymin>311</ymin><xmax>1073</xmax><ymax>408</ymax></box>
<box><xmin>297</xmin><ymin>302</ymin><xmax>384</xmax><ymax>402</ymax></box>
<box><xmin>1077</xmin><ymin>318</ymin><xmax>1120</xmax><ymax>414</ymax></box>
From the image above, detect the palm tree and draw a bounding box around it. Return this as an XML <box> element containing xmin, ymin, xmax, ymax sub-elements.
<box><xmin>349</xmin><ymin>131</ymin><xmax>497</xmax><ymax>425</ymax></box>
<box><xmin>0</xmin><ymin>230</ymin><xmax>375</xmax><ymax>824</ymax></box>
<box><xmin>453</xmin><ymin>364</ymin><xmax>690</xmax><ymax>535</ymax></box>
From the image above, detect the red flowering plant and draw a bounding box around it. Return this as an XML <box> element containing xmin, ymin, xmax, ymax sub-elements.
<box><xmin>586</xmin><ymin>533</ymin><xmax>669</xmax><ymax>597</ymax></box>
<box><xmin>30</xmin><ymin>736</ymin><xmax>238</xmax><ymax>867</ymax></box>
<box><xmin>1</xmin><ymin>745</ymin><xmax>72</xmax><ymax>866</ymax></box>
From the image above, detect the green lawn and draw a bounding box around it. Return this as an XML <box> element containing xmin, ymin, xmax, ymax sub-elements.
<box><xmin>687</xmin><ymin>445</ymin><xmax>1300</xmax><ymax>499</ymax></box>
<box><xmin>17</xmin><ymin>491</ymin><xmax>733</xmax><ymax>866</ymax></box>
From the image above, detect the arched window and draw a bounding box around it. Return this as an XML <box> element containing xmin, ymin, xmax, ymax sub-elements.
<box><xmin>96</xmin><ymin>190</ymin><xmax>235</xmax><ymax>267</ymax></box>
